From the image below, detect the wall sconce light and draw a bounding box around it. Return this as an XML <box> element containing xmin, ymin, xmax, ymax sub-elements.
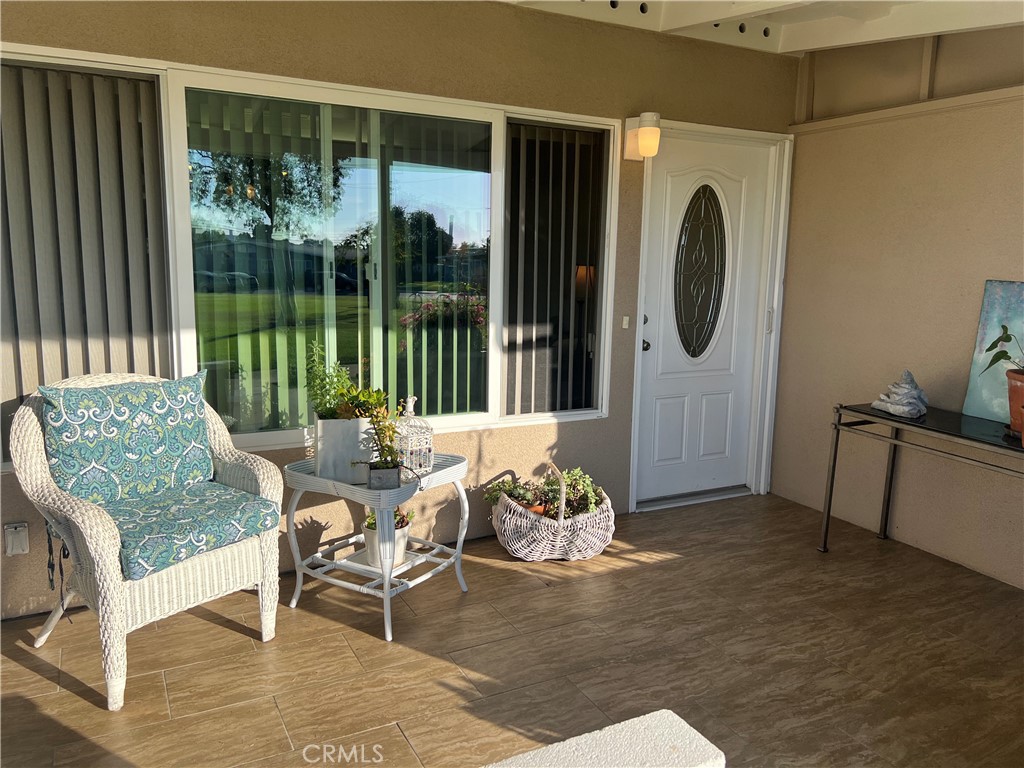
<box><xmin>624</xmin><ymin>112</ymin><xmax>661</xmax><ymax>161</ymax></box>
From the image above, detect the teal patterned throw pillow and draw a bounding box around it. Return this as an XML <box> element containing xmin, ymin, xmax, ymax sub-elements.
<box><xmin>40</xmin><ymin>373</ymin><xmax>214</xmax><ymax>504</ymax></box>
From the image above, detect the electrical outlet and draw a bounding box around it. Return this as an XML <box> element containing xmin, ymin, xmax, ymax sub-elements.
<box><xmin>4</xmin><ymin>522</ymin><xmax>29</xmax><ymax>556</ymax></box>
<box><xmin>622</xmin><ymin>315</ymin><xmax>630</xmax><ymax>329</ymax></box>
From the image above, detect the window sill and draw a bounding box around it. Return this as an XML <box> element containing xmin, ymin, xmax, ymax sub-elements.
<box><xmin>228</xmin><ymin>408</ymin><xmax>608</xmax><ymax>454</ymax></box>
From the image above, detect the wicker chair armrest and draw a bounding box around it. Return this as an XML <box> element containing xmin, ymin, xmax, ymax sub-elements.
<box><xmin>205</xmin><ymin>407</ymin><xmax>283</xmax><ymax>506</ymax></box>
<box><xmin>12</xmin><ymin>476</ymin><xmax>126</xmax><ymax>607</ymax></box>
<box><xmin>35</xmin><ymin>489</ymin><xmax>126</xmax><ymax>585</ymax></box>
<box><xmin>10</xmin><ymin>396</ymin><xmax>126</xmax><ymax>590</ymax></box>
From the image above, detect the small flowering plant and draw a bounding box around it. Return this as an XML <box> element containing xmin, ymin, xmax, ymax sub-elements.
<box><xmin>398</xmin><ymin>293</ymin><xmax>487</xmax><ymax>352</ymax></box>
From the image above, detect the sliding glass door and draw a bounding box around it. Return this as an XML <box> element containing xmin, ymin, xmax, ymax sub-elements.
<box><xmin>185</xmin><ymin>87</ymin><xmax>491</xmax><ymax>433</ymax></box>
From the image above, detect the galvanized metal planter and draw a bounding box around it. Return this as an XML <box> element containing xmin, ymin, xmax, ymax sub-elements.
<box><xmin>368</xmin><ymin>467</ymin><xmax>402</xmax><ymax>490</ymax></box>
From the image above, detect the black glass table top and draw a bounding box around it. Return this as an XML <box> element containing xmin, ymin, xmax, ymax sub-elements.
<box><xmin>844</xmin><ymin>403</ymin><xmax>1024</xmax><ymax>454</ymax></box>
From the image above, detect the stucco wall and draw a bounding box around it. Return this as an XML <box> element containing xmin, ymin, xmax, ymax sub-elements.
<box><xmin>773</xmin><ymin>97</ymin><xmax>1024</xmax><ymax>588</ymax></box>
<box><xmin>0</xmin><ymin>1</ymin><xmax>797</xmax><ymax>618</ymax></box>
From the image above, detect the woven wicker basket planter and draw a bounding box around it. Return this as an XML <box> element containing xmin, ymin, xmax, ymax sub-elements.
<box><xmin>491</xmin><ymin>464</ymin><xmax>614</xmax><ymax>561</ymax></box>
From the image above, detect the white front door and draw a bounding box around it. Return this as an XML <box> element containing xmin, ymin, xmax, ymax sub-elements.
<box><xmin>636</xmin><ymin>127</ymin><xmax>782</xmax><ymax>503</ymax></box>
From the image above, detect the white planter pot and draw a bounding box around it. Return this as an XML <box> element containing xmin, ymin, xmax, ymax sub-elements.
<box><xmin>315</xmin><ymin>417</ymin><xmax>372</xmax><ymax>484</ymax></box>
<box><xmin>362</xmin><ymin>521</ymin><xmax>411</xmax><ymax>569</ymax></box>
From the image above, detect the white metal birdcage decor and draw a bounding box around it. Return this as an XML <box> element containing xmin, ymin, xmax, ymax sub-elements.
<box><xmin>397</xmin><ymin>396</ymin><xmax>433</xmax><ymax>482</ymax></box>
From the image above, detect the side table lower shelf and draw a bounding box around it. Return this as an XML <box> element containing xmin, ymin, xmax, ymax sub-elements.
<box><xmin>290</xmin><ymin>532</ymin><xmax>467</xmax><ymax>604</ymax></box>
<box><xmin>283</xmin><ymin>454</ymin><xmax>470</xmax><ymax>641</ymax></box>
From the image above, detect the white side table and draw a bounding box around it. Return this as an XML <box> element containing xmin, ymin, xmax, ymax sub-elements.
<box><xmin>283</xmin><ymin>454</ymin><xmax>470</xmax><ymax>641</ymax></box>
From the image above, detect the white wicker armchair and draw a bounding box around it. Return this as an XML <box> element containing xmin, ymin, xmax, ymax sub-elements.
<box><xmin>10</xmin><ymin>373</ymin><xmax>282</xmax><ymax>711</ymax></box>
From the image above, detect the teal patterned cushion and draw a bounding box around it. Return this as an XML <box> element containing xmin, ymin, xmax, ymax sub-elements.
<box><xmin>105</xmin><ymin>481</ymin><xmax>280</xmax><ymax>580</ymax></box>
<box><xmin>40</xmin><ymin>374</ymin><xmax>214</xmax><ymax>505</ymax></box>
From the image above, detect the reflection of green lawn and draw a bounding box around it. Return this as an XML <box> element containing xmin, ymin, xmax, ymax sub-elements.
<box><xmin>195</xmin><ymin>292</ymin><xmax>368</xmax><ymax>363</ymax></box>
<box><xmin>196</xmin><ymin>288</ymin><xmax>488</xmax><ymax>424</ymax></box>
<box><xmin>195</xmin><ymin>288</ymin><xmax>484</xmax><ymax>368</ymax></box>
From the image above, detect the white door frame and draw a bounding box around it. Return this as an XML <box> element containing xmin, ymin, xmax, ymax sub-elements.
<box><xmin>628</xmin><ymin>120</ymin><xmax>793</xmax><ymax>512</ymax></box>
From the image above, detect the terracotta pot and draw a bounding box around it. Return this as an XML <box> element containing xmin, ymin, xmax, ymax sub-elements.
<box><xmin>1007</xmin><ymin>369</ymin><xmax>1024</xmax><ymax>438</ymax></box>
<box><xmin>525</xmin><ymin>503</ymin><xmax>549</xmax><ymax>516</ymax></box>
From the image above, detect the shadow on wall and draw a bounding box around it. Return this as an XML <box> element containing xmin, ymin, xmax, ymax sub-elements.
<box><xmin>422</xmin><ymin>429</ymin><xmax>579</xmax><ymax>543</ymax></box>
<box><xmin>285</xmin><ymin>425</ymin><xmax>610</xmax><ymax>559</ymax></box>
<box><xmin>2</xmin><ymin>396</ymin><xmax>18</xmax><ymax>466</ymax></box>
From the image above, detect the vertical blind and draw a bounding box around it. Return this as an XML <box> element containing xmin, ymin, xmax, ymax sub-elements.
<box><xmin>186</xmin><ymin>89</ymin><xmax>336</xmax><ymax>433</ymax></box>
<box><xmin>505</xmin><ymin>122</ymin><xmax>608</xmax><ymax>415</ymax></box>
<box><xmin>379</xmin><ymin>111</ymin><xmax>491</xmax><ymax>418</ymax></box>
<box><xmin>1</xmin><ymin>64</ymin><xmax>170</xmax><ymax>458</ymax></box>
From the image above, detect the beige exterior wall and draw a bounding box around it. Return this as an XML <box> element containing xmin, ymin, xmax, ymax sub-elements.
<box><xmin>804</xmin><ymin>26</ymin><xmax>1024</xmax><ymax>121</ymax></box>
<box><xmin>812</xmin><ymin>37</ymin><xmax>928</xmax><ymax>117</ymax></box>
<box><xmin>774</xmin><ymin>95</ymin><xmax>1024</xmax><ymax>588</ymax></box>
<box><xmin>932</xmin><ymin>26</ymin><xmax>1024</xmax><ymax>99</ymax></box>
<box><xmin>0</xmin><ymin>1</ymin><xmax>797</xmax><ymax>618</ymax></box>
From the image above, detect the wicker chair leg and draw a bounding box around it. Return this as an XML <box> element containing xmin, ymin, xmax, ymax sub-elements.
<box><xmin>98</xmin><ymin>612</ymin><xmax>128</xmax><ymax>711</ymax></box>
<box><xmin>33</xmin><ymin>591</ymin><xmax>74</xmax><ymax>648</ymax></box>
<box><xmin>258</xmin><ymin>531</ymin><xmax>279</xmax><ymax>643</ymax></box>
<box><xmin>106</xmin><ymin>675</ymin><xmax>127</xmax><ymax>712</ymax></box>
<box><xmin>258</xmin><ymin>579</ymin><xmax>278</xmax><ymax>643</ymax></box>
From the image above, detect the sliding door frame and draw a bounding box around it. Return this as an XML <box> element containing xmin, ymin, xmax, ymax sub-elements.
<box><xmin>164</xmin><ymin>68</ymin><xmax>507</xmax><ymax>447</ymax></box>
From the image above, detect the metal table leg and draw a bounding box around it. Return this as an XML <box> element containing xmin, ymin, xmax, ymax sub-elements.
<box><xmin>453</xmin><ymin>479</ymin><xmax>470</xmax><ymax>593</ymax></box>
<box><xmin>376</xmin><ymin>505</ymin><xmax>396</xmax><ymax>642</ymax></box>
<box><xmin>286</xmin><ymin>489</ymin><xmax>306</xmax><ymax>608</ymax></box>
<box><xmin>878</xmin><ymin>427</ymin><xmax>899</xmax><ymax>539</ymax></box>
<box><xmin>818</xmin><ymin>405</ymin><xmax>842</xmax><ymax>553</ymax></box>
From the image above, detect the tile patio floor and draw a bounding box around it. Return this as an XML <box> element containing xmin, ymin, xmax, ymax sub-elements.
<box><xmin>2</xmin><ymin>495</ymin><xmax>1022</xmax><ymax>767</ymax></box>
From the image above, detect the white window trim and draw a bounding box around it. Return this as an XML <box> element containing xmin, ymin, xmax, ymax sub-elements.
<box><xmin>501</xmin><ymin>111</ymin><xmax>621</xmax><ymax>427</ymax></box>
<box><xmin>1</xmin><ymin>42</ymin><xmax>620</xmax><ymax>451</ymax></box>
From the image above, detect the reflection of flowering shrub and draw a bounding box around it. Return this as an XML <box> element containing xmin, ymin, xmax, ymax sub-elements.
<box><xmin>398</xmin><ymin>294</ymin><xmax>487</xmax><ymax>352</ymax></box>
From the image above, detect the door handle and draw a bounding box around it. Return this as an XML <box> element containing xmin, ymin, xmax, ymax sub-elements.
<box><xmin>642</xmin><ymin>339</ymin><xmax>651</xmax><ymax>352</ymax></box>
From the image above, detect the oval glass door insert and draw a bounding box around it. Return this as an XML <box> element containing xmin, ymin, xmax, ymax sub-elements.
<box><xmin>673</xmin><ymin>184</ymin><xmax>726</xmax><ymax>358</ymax></box>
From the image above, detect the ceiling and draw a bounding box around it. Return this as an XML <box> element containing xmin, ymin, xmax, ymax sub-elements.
<box><xmin>508</xmin><ymin>1</ymin><xmax>1024</xmax><ymax>54</ymax></box>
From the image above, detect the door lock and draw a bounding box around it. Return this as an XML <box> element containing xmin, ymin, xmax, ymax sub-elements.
<box><xmin>642</xmin><ymin>339</ymin><xmax>651</xmax><ymax>352</ymax></box>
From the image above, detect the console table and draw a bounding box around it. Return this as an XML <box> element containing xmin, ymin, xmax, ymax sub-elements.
<box><xmin>283</xmin><ymin>454</ymin><xmax>470</xmax><ymax>640</ymax></box>
<box><xmin>818</xmin><ymin>403</ymin><xmax>1024</xmax><ymax>552</ymax></box>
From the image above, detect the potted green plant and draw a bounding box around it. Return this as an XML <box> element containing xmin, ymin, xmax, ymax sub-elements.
<box><xmin>981</xmin><ymin>324</ymin><xmax>1024</xmax><ymax>440</ymax></box>
<box><xmin>484</xmin><ymin>467</ymin><xmax>605</xmax><ymax>520</ymax></box>
<box><xmin>308</xmin><ymin>343</ymin><xmax>402</xmax><ymax>484</ymax></box>
<box><xmin>362</xmin><ymin>507</ymin><xmax>415</xmax><ymax>568</ymax></box>
<box><xmin>541</xmin><ymin>467</ymin><xmax>604</xmax><ymax>520</ymax></box>
<box><xmin>486</xmin><ymin>464</ymin><xmax>615</xmax><ymax>562</ymax></box>
<box><xmin>363</xmin><ymin>397</ymin><xmax>404</xmax><ymax>490</ymax></box>
<box><xmin>483</xmin><ymin>477</ymin><xmax>548</xmax><ymax>515</ymax></box>
<box><xmin>307</xmin><ymin>341</ymin><xmax>372</xmax><ymax>484</ymax></box>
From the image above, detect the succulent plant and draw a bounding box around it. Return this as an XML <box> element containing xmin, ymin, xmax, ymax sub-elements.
<box><xmin>484</xmin><ymin>467</ymin><xmax>604</xmax><ymax>520</ymax></box>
